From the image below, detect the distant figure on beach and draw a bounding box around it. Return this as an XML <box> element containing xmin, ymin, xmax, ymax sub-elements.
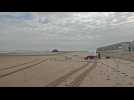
<box><xmin>96</xmin><ymin>52</ymin><xmax>101</xmax><ymax>59</ymax></box>
<box><xmin>128</xmin><ymin>46</ymin><xmax>131</xmax><ymax>52</ymax></box>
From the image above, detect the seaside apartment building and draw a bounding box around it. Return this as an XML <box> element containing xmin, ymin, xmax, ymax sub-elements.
<box><xmin>96</xmin><ymin>41</ymin><xmax>134</xmax><ymax>58</ymax></box>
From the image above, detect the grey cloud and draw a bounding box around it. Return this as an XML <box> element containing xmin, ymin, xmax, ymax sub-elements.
<box><xmin>1</xmin><ymin>12</ymin><xmax>134</xmax><ymax>51</ymax></box>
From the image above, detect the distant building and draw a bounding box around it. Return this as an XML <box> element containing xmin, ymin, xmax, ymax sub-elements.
<box><xmin>96</xmin><ymin>41</ymin><xmax>134</xmax><ymax>53</ymax></box>
<box><xmin>131</xmin><ymin>41</ymin><xmax>134</xmax><ymax>51</ymax></box>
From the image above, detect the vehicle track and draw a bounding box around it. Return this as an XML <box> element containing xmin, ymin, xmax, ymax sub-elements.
<box><xmin>68</xmin><ymin>61</ymin><xmax>97</xmax><ymax>87</ymax></box>
<box><xmin>0</xmin><ymin>59</ymin><xmax>48</xmax><ymax>79</ymax></box>
<box><xmin>46</xmin><ymin>60</ymin><xmax>95</xmax><ymax>87</ymax></box>
<box><xmin>0</xmin><ymin>52</ymin><xmax>67</xmax><ymax>72</ymax></box>
<box><xmin>0</xmin><ymin>59</ymin><xmax>40</xmax><ymax>71</ymax></box>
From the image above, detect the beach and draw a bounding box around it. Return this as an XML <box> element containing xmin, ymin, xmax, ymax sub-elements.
<box><xmin>0</xmin><ymin>51</ymin><xmax>134</xmax><ymax>87</ymax></box>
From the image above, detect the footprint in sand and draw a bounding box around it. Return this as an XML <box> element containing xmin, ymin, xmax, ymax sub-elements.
<box><xmin>106</xmin><ymin>78</ymin><xmax>110</xmax><ymax>80</ymax></box>
<box><xmin>115</xmin><ymin>82</ymin><xmax>121</xmax><ymax>86</ymax></box>
<box><xmin>130</xmin><ymin>76</ymin><xmax>134</xmax><ymax>79</ymax></box>
<box><xmin>128</xmin><ymin>82</ymin><xmax>133</xmax><ymax>85</ymax></box>
<box><xmin>121</xmin><ymin>73</ymin><xmax>126</xmax><ymax>74</ymax></box>
<box><xmin>125</xmin><ymin>74</ymin><xmax>128</xmax><ymax>76</ymax></box>
<box><xmin>117</xmin><ymin>70</ymin><xmax>120</xmax><ymax>72</ymax></box>
<box><xmin>106</xmin><ymin>75</ymin><xmax>110</xmax><ymax>80</ymax></box>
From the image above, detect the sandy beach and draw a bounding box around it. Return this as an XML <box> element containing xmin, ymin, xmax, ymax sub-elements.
<box><xmin>0</xmin><ymin>51</ymin><xmax>134</xmax><ymax>87</ymax></box>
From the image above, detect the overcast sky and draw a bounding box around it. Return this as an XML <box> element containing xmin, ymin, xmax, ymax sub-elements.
<box><xmin>0</xmin><ymin>12</ymin><xmax>134</xmax><ymax>51</ymax></box>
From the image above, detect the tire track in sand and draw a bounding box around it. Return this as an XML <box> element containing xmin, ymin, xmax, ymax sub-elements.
<box><xmin>46</xmin><ymin>61</ymin><xmax>92</xmax><ymax>87</ymax></box>
<box><xmin>0</xmin><ymin>59</ymin><xmax>48</xmax><ymax>79</ymax></box>
<box><xmin>0</xmin><ymin>59</ymin><xmax>39</xmax><ymax>71</ymax></box>
<box><xmin>68</xmin><ymin>61</ymin><xmax>97</xmax><ymax>87</ymax></box>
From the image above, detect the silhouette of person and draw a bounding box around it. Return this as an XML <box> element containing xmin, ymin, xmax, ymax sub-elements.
<box><xmin>128</xmin><ymin>46</ymin><xmax>131</xmax><ymax>52</ymax></box>
<box><xmin>97</xmin><ymin>52</ymin><xmax>101</xmax><ymax>59</ymax></box>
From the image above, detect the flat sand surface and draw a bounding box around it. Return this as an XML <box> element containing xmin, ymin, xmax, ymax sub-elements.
<box><xmin>0</xmin><ymin>52</ymin><xmax>134</xmax><ymax>87</ymax></box>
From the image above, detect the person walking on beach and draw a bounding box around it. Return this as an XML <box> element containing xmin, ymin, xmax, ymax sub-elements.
<box><xmin>98</xmin><ymin>52</ymin><xmax>101</xmax><ymax>59</ymax></box>
<box><xmin>96</xmin><ymin>51</ymin><xmax>101</xmax><ymax>59</ymax></box>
